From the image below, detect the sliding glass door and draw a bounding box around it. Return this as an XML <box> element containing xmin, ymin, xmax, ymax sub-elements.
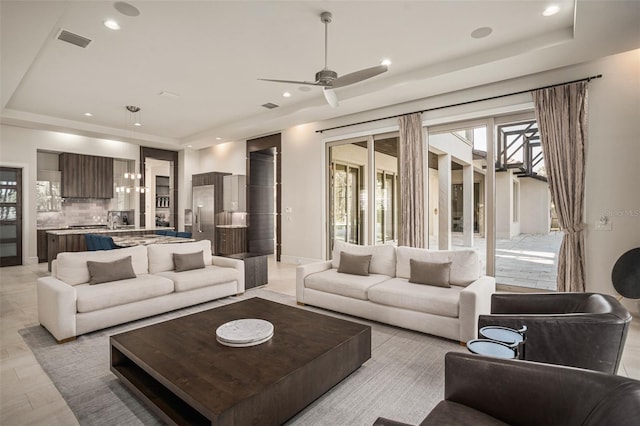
<box><xmin>327</xmin><ymin>133</ymin><xmax>400</xmax><ymax>255</ymax></box>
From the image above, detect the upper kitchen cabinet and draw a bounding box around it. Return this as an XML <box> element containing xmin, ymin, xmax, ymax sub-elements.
<box><xmin>223</xmin><ymin>175</ymin><xmax>246</xmax><ymax>212</ymax></box>
<box><xmin>60</xmin><ymin>153</ymin><xmax>113</xmax><ymax>198</ymax></box>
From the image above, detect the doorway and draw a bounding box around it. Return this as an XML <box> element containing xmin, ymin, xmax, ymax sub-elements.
<box><xmin>0</xmin><ymin>167</ymin><xmax>22</xmax><ymax>266</ymax></box>
<box><xmin>140</xmin><ymin>147</ymin><xmax>178</xmax><ymax>230</ymax></box>
<box><xmin>246</xmin><ymin>134</ymin><xmax>281</xmax><ymax>260</ymax></box>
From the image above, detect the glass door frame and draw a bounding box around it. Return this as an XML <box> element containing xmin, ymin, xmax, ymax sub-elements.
<box><xmin>0</xmin><ymin>166</ymin><xmax>23</xmax><ymax>266</ymax></box>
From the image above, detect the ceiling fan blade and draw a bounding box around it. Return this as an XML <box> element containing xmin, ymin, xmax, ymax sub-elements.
<box><xmin>323</xmin><ymin>88</ymin><xmax>339</xmax><ymax>108</ymax></box>
<box><xmin>257</xmin><ymin>78</ymin><xmax>323</xmax><ymax>86</ymax></box>
<box><xmin>330</xmin><ymin>64</ymin><xmax>388</xmax><ymax>88</ymax></box>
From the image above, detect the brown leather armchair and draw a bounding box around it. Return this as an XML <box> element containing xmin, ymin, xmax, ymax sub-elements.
<box><xmin>477</xmin><ymin>292</ymin><xmax>631</xmax><ymax>373</ymax></box>
<box><xmin>374</xmin><ymin>352</ymin><xmax>640</xmax><ymax>426</ymax></box>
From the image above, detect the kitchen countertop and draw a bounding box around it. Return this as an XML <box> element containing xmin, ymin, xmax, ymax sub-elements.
<box><xmin>46</xmin><ymin>227</ymin><xmax>174</xmax><ymax>235</ymax></box>
<box><xmin>216</xmin><ymin>225</ymin><xmax>248</xmax><ymax>228</ymax></box>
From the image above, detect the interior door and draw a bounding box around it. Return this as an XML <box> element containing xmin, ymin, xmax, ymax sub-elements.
<box><xmin>0</xmin><ymin>167</ymin><xmax>22</xmax><ymax>266</ymax></box>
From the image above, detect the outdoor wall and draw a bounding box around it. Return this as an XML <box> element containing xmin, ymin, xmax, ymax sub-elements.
<box><xmin>519</xmin><ymin>178</ymin><xmax>551</xmax><ymax>234</ymax></box>
<box><xmin>496</xmin><ymin>170</ymin><xmax>516</xmax><ymax>239</ymax></box>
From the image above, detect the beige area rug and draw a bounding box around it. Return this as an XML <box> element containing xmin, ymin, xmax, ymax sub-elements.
<box><xmin>20</xmin><ymin>289</ymin><xmax>464</xmax><ymax>425</ymax></box>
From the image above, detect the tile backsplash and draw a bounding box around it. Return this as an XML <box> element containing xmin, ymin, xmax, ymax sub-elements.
<box><xmin>37</xmin><ymin>199</ymin><xmax>111</xmax><ymax>228</ymax></box>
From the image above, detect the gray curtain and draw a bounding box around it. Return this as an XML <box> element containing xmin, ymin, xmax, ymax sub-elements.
<box><xmin>532</xmin><ymin>81</ymin><xmax>588</xmax><ymax>292</ymax></box>
<box><xmin>398</xmin><ymin>113</ymin><xmax>425</xmax><ymax>248</ymax></box>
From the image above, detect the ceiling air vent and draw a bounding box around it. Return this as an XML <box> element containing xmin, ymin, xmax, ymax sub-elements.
<box><xmin>261</xmin><ymin>102</ymin><xmax>279</xmax><ymax>109</ymax></box>
<box><xmin>57</xmin><ymin>29</ymin><xmax>92</xmax><ymax>48</ymax></box>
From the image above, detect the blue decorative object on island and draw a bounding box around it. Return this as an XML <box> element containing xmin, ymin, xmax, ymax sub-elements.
<box><xmin>177</xmin><ymin>231</ymin><xmax>192</xmax><ymax>238</ymax></box>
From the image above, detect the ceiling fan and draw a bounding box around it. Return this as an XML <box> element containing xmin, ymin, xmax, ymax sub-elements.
<box><xmin>258</xmin><ymin>11</ymin><xmax>388</xmax><ymax>108</ymax></box>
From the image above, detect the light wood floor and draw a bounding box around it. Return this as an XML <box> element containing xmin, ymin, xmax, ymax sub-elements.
<box><xmin>1</xmin><ymin>260</ymin><xmax>638</xmax><ymax>425</ymax></box>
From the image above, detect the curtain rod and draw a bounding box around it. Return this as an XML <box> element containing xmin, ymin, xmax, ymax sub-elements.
<box><xmin>316</xmin><ymin>74</ymin><xmax>602</xmax><ymax>133</ymax></box>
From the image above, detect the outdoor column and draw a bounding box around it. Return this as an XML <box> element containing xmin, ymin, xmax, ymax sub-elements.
<box><xmin>438</xmin><ymin>154</ymin><xmax>451</xmax><ymax>250</ymax></box>
<box><xmin>463</xmin><ymin>164</ymin><xmax>474</xmax><ymax>247</ymax></box>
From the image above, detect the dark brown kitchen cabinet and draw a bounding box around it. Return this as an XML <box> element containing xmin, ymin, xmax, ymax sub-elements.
<box><xmin>216</xmin><ymin>227</ymin><xmax>247</xmax><ymax>255</ymax></box>
<box><xmin>60</xmin><ymin>153</ymin><xmax>113</xmax><ymax>198</ymax></box>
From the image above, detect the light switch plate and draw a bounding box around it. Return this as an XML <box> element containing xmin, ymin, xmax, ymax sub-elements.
<box><xmin>595</xmin><ymin>221</ymin><xmax>612</xmax><ymax>231</ymax></box>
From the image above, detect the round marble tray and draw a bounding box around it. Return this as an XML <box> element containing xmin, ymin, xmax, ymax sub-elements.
<box><xmin>216</xmin><ymin>319</ymin><xmax>274</xmax><ymax>347</ymax></box>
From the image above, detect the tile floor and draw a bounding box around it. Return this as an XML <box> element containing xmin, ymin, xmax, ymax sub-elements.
<box><xmin>1</xmin><ymin>258</ymin><xmax>638</xmax><ymax>425</ymax></box>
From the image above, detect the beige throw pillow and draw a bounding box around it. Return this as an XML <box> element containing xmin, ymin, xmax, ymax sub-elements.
<box><xmin>87</xmin><ymin>256</ymin><xmax>136</xmax><ymax>285</ymax></box>
<box><xmin>173</xmin><ymin>250</ymin><xmax>205</xmax><ymax>272</ymax></box>
<box><xmin>337</xmin><ymin>251</ymin><xmax>372</xmax><ymax>276</ymax></box>
<box><xmin>409</xmin><ymin>259</ymin><xmax>452</xmax><ymax>287</ymax></box>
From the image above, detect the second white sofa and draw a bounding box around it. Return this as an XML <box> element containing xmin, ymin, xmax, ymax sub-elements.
<box><xmin>37</xmin><ymin>240</ymin><xmax>244</xmax><ymax>342</ymax></box>
<box><xmin>297</xmin><ymin>241</ymin><xmax>495</xmax><ymax>343</ymax></box>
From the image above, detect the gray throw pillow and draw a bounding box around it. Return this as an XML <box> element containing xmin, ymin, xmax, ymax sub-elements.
<box><xmin>174</xmin><ymin>250</ymin><xmax>205</xmax><ymax>272</ymax></box>
<box><xmin>409</xmin><ymin>259</ymin><xmax>452</xmax><ymax>287</ymax></box>
<box><xmin>337</xmin><ymin>251</ymin><xmax>372</xmax><ymax>276</ymax></box>
<box><xmin>87</xmin><ymin>256</ymin><xmax>136</xmax><ymax>285</ymax></box>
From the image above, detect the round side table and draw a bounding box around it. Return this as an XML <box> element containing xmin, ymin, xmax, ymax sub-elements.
<box><xmin>479</xmin><ymin>325</ymin><xmax>527</xmax><ymax>359</ymax></box>
<box><xmin>466</xmin><ymin>339</ymin><xmax>517</xmax><ymax>359</ymax></box>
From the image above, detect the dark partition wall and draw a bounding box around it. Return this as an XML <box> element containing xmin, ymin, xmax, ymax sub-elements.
<box><xmin>246</xmin><ymin>134</ymin><xmax>281</xmax><ymax>260</ymax></box>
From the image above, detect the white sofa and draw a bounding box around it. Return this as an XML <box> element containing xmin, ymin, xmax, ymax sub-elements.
<box><xmin>296</xmin><ymin>241</ymin><xmax>495</xmax><ymax>343</ymax></box>
<box><xmin>37</xmin><ymin>240</ymin><xmax>244</xmax><ymax>342</ymax></box>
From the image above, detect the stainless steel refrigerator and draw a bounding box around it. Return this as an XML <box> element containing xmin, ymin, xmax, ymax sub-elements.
<box><xmin>192</xmin><ymin>185</ymin><xmax>215</xmax><ymax>247</ymax></box>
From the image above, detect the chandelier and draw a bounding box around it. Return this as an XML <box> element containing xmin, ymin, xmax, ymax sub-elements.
<box><xmin>115</xmin><ymin>105</ymin><xmax>148</xmax><ymax>194</ymax></box>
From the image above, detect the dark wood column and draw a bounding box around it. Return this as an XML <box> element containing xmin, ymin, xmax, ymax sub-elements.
<box><xmin>246</xmin><ymin>134</ymin><xmax>281</xmax><ymax>260</ymax></box>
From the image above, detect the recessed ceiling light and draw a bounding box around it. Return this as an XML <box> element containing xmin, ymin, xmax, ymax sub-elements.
<box><xmin>215</xmin><ymin>137</ymin><xmax>222</xmax><ymax>140</ymax></box>
<box><xmin>471</xmin><ymin>27</ymin><xmax>493</xmax><ymax>39</ymax></box>
<box><xmin>298</xmin><ymin>86</ymin><xmax>312</xmax><ymax>92</ymax></box>
<box><xmin>381</xmin><ymin>59</ymin><xmax>392</xmax><ymax>66</ymax></box>
<box><xmin>542</xmin><ymin>5</ymin><xmax>560</xmax><ymax>17</ymax></box>
<box><xmin>104</xmin><ymin>19</ymin><xmax>120</xmax><ymax>30</ymax></box>
<box><xmin>84</xmin><ymin>112</ymin><xmax>93</xmax><ymax>117</ymax></box>
<box><xmin>187</xmin><ymin>145</ymin><xmax>193</xmax><ymax>148</ymax></box>
<box><xmin>114</xmin><ymin>1</ymin><xmax>140</xmax><ymax>17</ymax></box>
<box><xmin>133</xmin><ymin>122</ymin><xmax>141</xmax><ymax>127</ymax></box>
<box><xmin>283</xmin><ymin>92</ymin><xmax>291</xmax><ymax>98</ymax></box>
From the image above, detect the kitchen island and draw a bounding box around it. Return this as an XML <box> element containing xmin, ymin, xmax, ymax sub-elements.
<box><xmin>46</xmin><ymin>227</ymin><xmax>174</xmax><ymax>271</ymax></box>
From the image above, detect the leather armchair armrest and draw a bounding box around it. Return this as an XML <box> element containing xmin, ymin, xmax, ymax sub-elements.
<box><xmin>296</xmin><ymin>260</ymin><xmax>332</xmax><ymax>303</ymax></box>
<box><xmin>443</xmin><ymin>352</ymin><xmax>630</xmax><ymax>425</ymax></box>
<box><xmin>212</xmin><ymin>256</ymin><xmax>245</xmax><ymax>293</ymax></box>
<box><xmin>489</xmin><ymin>292</ymin><xmax>587</xmax><ymax>314</ymax></box>
<box><xmin>37</xmin><ymin>276</ymin><xmax>77</xmax><ymax>342</ymax></box>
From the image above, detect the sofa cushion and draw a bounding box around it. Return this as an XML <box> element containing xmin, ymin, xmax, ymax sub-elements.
<box><xmin>368</xmin><ymin>278</ymin><xmax>462</xmax><ymax>318</ymax></box>
<box><xmin>337</xmin><ymin>252</ymin><xmax>372</xmax><ymax>276</ymax></box>
<box><xmin>75</xmin><ymin>274</ymin><xmax>174</xmax><ymax>313</ymax></box>
<box><xmin>420</xmin><ymin>400</ymin><xmax>508</xmax><ymax>426</ymax></box>
<box><xmin>147</xmin><ymin>240</ymin><xmax>213</xmax><ymax>274</ymax></box>
<box><xmin>156</xmin><ymin>265</ymin><xmax>240</xmax><ymax>292</ymax></box>
<box><xmin>173</xmin><ymin>250</ymin><xmax>205</xmax><ymax>272</ymax></box>
<box><xmin>87</xmin><ymin>256</ymin><xmax>137</xmax><ymax>285</ymax></box>
<box><xmin>396</xmin><ymin>246</ymin><xmax>480</xmax><ymax>286</ymax></box>
<box><xmin>305</xmin><ymin>268</ymin><xmax>390</xmax><ymax>300</ymax></box>
<box><xmin>409</xmin><ymin>259</ymin><xmax>451</xmax><ymax>287</ymax></box>
<box><xmin>332</xmin><ymin>240</ymin><xmax>396</xmax><ymax>277</ymax></box>
<box><xmin>55</xmin><ymin>245</ymin><xmax>148</xmax><ymax>286</ymax></box>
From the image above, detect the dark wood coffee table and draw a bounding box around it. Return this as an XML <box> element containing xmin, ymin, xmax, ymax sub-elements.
<box><xmin>110</xmin><ymin>297</ymin><xmax>371</xmax><ymax>425</ymax></box>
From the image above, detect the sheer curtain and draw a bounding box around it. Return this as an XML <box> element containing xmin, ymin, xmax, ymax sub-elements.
<box><xmin>532</xmin><ymin>81</ymin><xmax>588</xmax><ymax>292</ymax></box>
<box><xmin>398</xmin><ymin>113</ymin><xmax>425</xmax><ymax>248</ymax></box>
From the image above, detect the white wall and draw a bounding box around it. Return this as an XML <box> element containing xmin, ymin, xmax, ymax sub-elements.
<box><xmin>0</xmin><ymin>125</ymin><xmax>140</xmax><ymax>263</ymax></box>
<box><xmin>583</xmin><ymin>49</ymin><xmax>640</xmax><ymax>314</ymax></box>
<box><xmin>275</xmin><ymin>49</ymin><xmax>639</xmax><ymax>313</ymax></box>
<box><xmin>519</xmin><ymin>178</ymin><xmax>551</xmax><ymax>234</ymax></box>
<box><xmin>198</xmin><ymin>141</ymin><xmax>247</xmax><ymax>175</ymax></box>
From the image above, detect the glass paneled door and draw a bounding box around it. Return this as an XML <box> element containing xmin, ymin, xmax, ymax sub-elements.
<box><xmin>0</xmin><ymin>167</ymin><xmax>22</xmax><ymax>266</ymax></box>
